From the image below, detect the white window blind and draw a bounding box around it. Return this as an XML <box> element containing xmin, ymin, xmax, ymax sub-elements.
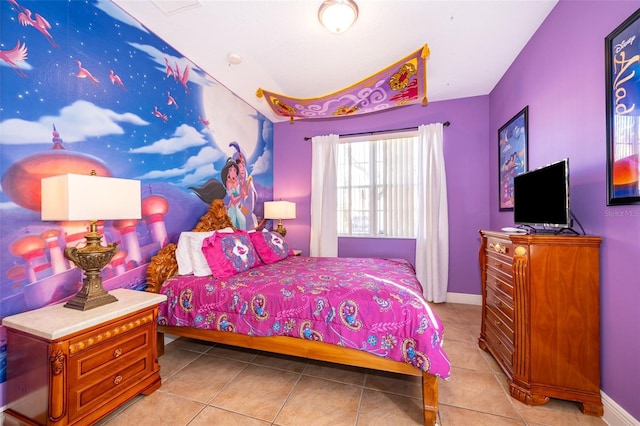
<box><xmin>337</xmin><ymin>131</ymin><xmax>418</xmax><ymax>238</ymax></box>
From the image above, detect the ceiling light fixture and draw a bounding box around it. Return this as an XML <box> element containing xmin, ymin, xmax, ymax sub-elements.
<box><xmin>318</xmin><ymin>0</ymin><xmax>359</xmax><ymax>35</ymax></box>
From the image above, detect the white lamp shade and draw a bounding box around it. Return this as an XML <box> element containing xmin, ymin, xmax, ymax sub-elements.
<box><xmin>41</xmin><ymin>174</ymin><xmax>141</xmax><ymax>221</ymax></box>
<box><xmin>318</xmin><ymin>0</ymin><xmax>359</xmax><ymax>34</ymax></box>
<box><xmin>264</xmin><ymin>201</ymin><xmax>296</xmax><ymax>220</ymax></box>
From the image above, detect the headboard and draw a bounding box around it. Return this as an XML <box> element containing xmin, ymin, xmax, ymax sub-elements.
<box><xmin>145</xmin><ymin>199</ymin><xmax>234</xmax><ymax>293</ymax></box>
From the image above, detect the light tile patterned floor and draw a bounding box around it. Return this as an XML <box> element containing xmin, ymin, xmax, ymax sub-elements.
<box><xmin>98</xmin><ymin>303</ymin><xmax>606</xmax><ymax>425</ymax></box>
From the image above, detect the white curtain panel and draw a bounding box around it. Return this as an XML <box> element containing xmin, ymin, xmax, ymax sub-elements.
<box><xmin>415</xmin><ymin>123</ymin><xmax>449</xmax><ymax>302</ymax></box>
<box><xmin>310</xmin><ymin>134</ymin><xmax>339</xmax><ymax>257</ymax></box>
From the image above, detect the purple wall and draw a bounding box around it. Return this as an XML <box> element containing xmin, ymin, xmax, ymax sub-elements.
<box><xmin>489</xmin><ymin>0</ymin><xmax>639</xmax><ymax>419</ymax></box>
<box><xmin>274</xmin><ymin>96</ymin><xmax>490</xmax><ymax>296</ymax></box>
<box><xmin>275</xmin><ymin>0</ymin><xmax>639</xmax><ymax>419</ymax></box>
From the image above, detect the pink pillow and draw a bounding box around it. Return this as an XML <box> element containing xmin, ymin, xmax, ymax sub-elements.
<box><xmin>201</xmin><ymin>230</ymin><xmax>261</xmax><ymax>278</ymax></box>
<box><xmin>249</xmin><ymin>230</ymin><xmax>293</xmax><ymax>264</ymax></box>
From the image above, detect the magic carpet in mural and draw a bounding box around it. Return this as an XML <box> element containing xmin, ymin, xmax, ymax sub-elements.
<box><xmin>256</xmin><ymin>44</ymin><xmax>430</xmax><ymax>122</ymax></box>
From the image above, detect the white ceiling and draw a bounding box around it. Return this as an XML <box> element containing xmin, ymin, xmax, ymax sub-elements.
<box><xmin>112</xmin><ymin>0</ymin><xmax>558</xmax><ymax>123</ymax></box>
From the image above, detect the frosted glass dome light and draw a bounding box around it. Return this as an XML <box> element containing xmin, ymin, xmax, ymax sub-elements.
<box><xmin>318</xmin><ymin>0</ymin><xmax>359</xmax><ymax>34</ymax></box>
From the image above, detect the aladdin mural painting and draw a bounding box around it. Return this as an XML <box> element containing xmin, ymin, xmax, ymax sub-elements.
<box><xmin>0</xmin><ymin>0</ymin><xmax>273</xmax><ymax>401</ymax></box>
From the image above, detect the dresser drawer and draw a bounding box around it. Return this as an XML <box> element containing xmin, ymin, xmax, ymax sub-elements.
<box><xmin>485</xmin><ymin>304</ymin><xmax>514</xmax><ymax>345</ymax></box>
<box><xmin>485</xmin><ymin>268</ymin><xmax>514</xmax><ymax>300</ymax></box>
<box><xmin>484</xmin><ymin>321</ymin><xmax>514</xmax><ymax>373</ymax></box>
<box><xmin>486</xmin><ymin>285</ymin><xmax>514</xmax><ymax>324</ymax></box>
<box><xmin>485</xmin><ymin>237</ymin><xmax>514</xmax><ymax>263</ymax></box>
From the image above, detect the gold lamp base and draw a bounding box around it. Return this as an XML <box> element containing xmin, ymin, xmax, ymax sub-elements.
<box><xmin>274</xmin><ymin>220</ymin><xmax>287</xmax><ymax>237</ymax></box>
<box><xmin>63</xmin><ymin>222</ymin><xmax>118</xmax><ymax>311</ymax></box>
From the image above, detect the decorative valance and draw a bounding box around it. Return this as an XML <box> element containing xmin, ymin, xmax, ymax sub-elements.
<box><xmin>256</xmin><ymin>44</ymin><xmax>430</xmax><ymax>122</ymax></box>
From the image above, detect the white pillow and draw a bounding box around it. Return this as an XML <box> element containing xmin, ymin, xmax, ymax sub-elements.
<box><xmin>176</xmin><ymin>232</ymin><xmax>213</xmax><ymax>275</ymax></box>
<box><xmin>175</xmin><ymin>228</ymin><xmax>234</xmax><ymax>276</ymax></box>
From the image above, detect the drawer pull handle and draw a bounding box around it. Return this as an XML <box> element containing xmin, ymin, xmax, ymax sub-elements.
<box><xmin>113</xmin><ymin>348</ymin><xmax>122</xmax><ymax>358</ymax></box>
<box><xmin>114</xmin><ymin>375</ymin><xmax>123</xmax><ymax>385</ymax></box>
<box><xmin>495</xmin><ymin>320</ymin><xmax>502</xmax><ymax>326</ymax></box>
<box><xmin>489</xmin><ymin>242</ymin><xmax>506</xmax><ymax>254</ymax></box>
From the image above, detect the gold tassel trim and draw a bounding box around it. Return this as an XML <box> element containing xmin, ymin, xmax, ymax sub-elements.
<box><xmin>422</xmin><ymin>44</ymin><xmax>429</xmax><ymax>106</ymax></box>
<box><xmin>256</xmin><ymin>88</ymin><xmax>264</xmax><ymax>98</ymax></box>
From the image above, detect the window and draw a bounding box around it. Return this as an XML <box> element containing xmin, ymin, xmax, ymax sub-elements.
<box><xmin>337</xmin><ymin>131</ymin><xmax>419</xmax><ymax>238</ymax></box>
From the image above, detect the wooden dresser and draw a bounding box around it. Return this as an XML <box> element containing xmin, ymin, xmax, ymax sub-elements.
<box><xmin>2</xmin><ymin>289</ymin><xmax>167</xmax><ymax>426</ymax></box>
<box><xmin>478</xmin><ymin>230</ymin><xmax>602</xmax><ymax>416</ymax></box>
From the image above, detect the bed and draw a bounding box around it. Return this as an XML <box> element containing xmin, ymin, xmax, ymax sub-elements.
<box><xmin>146</xmin><ymin>199</ymin><xmax>450</xmax><ymax>425</ymax></box>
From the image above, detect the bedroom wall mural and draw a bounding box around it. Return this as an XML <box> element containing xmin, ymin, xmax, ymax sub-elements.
<box><xmin>0</xmin><ymin>0</ymin><xmax>274</xmax><ymax>401</ymax></box>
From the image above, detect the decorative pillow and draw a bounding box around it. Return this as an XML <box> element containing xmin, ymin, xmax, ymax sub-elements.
<box><xmin>201</xmin><ymin>230</ymin><xmax>261</xmax><ymax>278</ymax></box>
<box><xmin>175</xmin><ymin>228</ymin><xmax>234</xmax><ymax>276</ymax></box>
<box><xmin>249</xmin><ymin>229</ymin><xmax>293</xmax><ymax>264</ymax></box>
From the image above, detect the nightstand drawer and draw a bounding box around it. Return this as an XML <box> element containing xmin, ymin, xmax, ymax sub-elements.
<box><xmin>69</xmin><ymin>314</ymin><xmax>154</xmax><ymax>383</ymax></box>
<box><xmin>68</xmin><ymin>354</ymin><xmax>153</xmax><ymax>421</ymax></box>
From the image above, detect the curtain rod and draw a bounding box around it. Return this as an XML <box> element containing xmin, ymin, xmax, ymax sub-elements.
<box><xmin>303</xmin><ymin>121</ymin><xmax>450</xmax><ymax>141</ymax></box>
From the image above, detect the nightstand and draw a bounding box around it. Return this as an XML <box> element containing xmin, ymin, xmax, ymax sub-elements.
<box><xmin>293</xmin><ymin>249</ymin><xmax>302</xmax><ymax>256</ymax></box>
<box><xmin>2</xmin><ymin>289</ymin><xmax>166</xmax><ymax>426</ymax></box>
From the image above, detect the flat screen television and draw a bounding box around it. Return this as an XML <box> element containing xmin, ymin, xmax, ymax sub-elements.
<box><xmin>513</xmin><ymin>158</ymin><xmax>571</xmax><ymax>229</ymax></box>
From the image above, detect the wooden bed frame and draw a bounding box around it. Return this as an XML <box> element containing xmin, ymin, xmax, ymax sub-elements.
<box><xmin>145</xmin><ymin>199</ymin><xmax>439</xmax><ymax>425</ymax></box>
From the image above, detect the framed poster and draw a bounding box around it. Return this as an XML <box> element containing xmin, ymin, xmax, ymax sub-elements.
<box><xmin>498</xmin><ymin>106</ymin><xmax>528</xmax><ymax>211</ymax></box>
<box><xmin>605</xmin><ymin>9</ymin><xmax>640</xmax><ymax>205</ymax></box>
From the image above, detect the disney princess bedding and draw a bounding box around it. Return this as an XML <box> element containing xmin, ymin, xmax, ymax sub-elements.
<box><xmin>158</xmin><ymin>235</ymin><xmax>450</xmax><ymax>379</ymax></box>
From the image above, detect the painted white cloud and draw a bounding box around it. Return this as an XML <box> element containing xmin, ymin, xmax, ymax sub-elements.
<box><xmin>183</xmin><ymin>146</ymin><xmax>226</xmax><ymax>169</ymax></box>
<box><xmin>135</xmin><ymin>168</ymin><xmax>185</xmax><ymax>180</ymax></box>
<box><xmin>251</xmin><ymin>147</ymin><xmax>271</xmax><ymax>175</ymax></box>
<box><xmin>0</xmin><ymin>100</ymin><xmax>148</xmax><ymax>144</ymax></box>
<box><xmin>136</xmin><ymin>146</ymin><xmax>224</xmax><ymax>181</ymax></box>
<box><xmin>179</xmin><ymin>164</ymin><xmax>219</xmax><ymax>187</ymax></box>
<box><xmin>95</xmin><ymin>0</ymin><xmax>149</xmax><ymax>33</ymax></box>
<box><xmin>129</xmin><ymin>124</ymin><xmax>209</xmax><ymax>155</ymax></box>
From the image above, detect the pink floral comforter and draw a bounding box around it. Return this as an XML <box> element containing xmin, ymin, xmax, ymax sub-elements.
<box><xmin>158</xmin><ymin>256</ymin><xmax>451</xmax><ymax>378</ymax></box>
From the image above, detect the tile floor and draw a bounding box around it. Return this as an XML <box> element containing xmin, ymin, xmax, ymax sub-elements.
<box><xmin>98</xmin><ymin>303</ymin><xmax>606</xmax><ymax>426</ymax></box>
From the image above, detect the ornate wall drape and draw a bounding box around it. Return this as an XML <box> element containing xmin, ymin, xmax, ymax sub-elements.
<box><xmin>257</xmin><ymin>45</ymin><xmax>430</xmax><ymax>122</ymax></box>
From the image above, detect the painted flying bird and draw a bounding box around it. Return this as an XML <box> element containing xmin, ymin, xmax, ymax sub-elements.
<box><xmin>0</xmin><ymin>40</ymin><xmax>28</xmax><ymax>78</ymax></box>
<box><xmin>152</xmin><ymin>106</ymin><xmax>168</xmax><ymax>123</ymax></box>
<box><xmin>166</xmin><ymin>91</ymin><xmax>179</xmax><ymax>108</ymax></box>
<box><xmin>75</xmin><ymin>60</ymin><xmax>99</xmax><ymax>85</ymax></box>
<box><xmin>9</xmin><ymin>0</ymin><xmax>59</xmax><ymax>48</ymax></box>
<box><xmin>174</xmin><ymin>62</ymin><xmax>190</xmax><ymax>93</ymax></box>
<box><xmin>199</xmin><ymin>115</ymin><xmax>210</xmax><ymax>128</ymax></box>
<box><xmin>164</xmin><ymin>57</ymin><xmax>175</xmax><ymax>79</ymax></box>
<box><xmin>109</xmin><ymin>69</ymin><xmax>127</xmax><ymax>91</ymax></box>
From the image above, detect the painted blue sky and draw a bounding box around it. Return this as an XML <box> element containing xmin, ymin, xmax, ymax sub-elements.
<box><xmin>0</xmin><ymin>0</ymin><xmax>273</xmax><ymax>208</ymax></box>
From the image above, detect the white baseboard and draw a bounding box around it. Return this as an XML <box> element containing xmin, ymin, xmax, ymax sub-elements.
<box><xmin>446</xmin><ymin>292</ymin><xmax>482</xmax><ymax>305</ymax></box>
<box><xmin>602</xmin><ymin>391</ymin><xmax>639</xmax><ymax>426</ymax></box>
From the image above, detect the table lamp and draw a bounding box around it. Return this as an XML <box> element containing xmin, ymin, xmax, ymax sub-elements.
<box><xmin>41</xmin><ymin>171</ymin><xmax>141</xmax><ymax>310</ymax></box>
<box><xmin>264</xmin><ymin>200</ymin><xmax>296</xmax><ymax>237</ymax></box>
